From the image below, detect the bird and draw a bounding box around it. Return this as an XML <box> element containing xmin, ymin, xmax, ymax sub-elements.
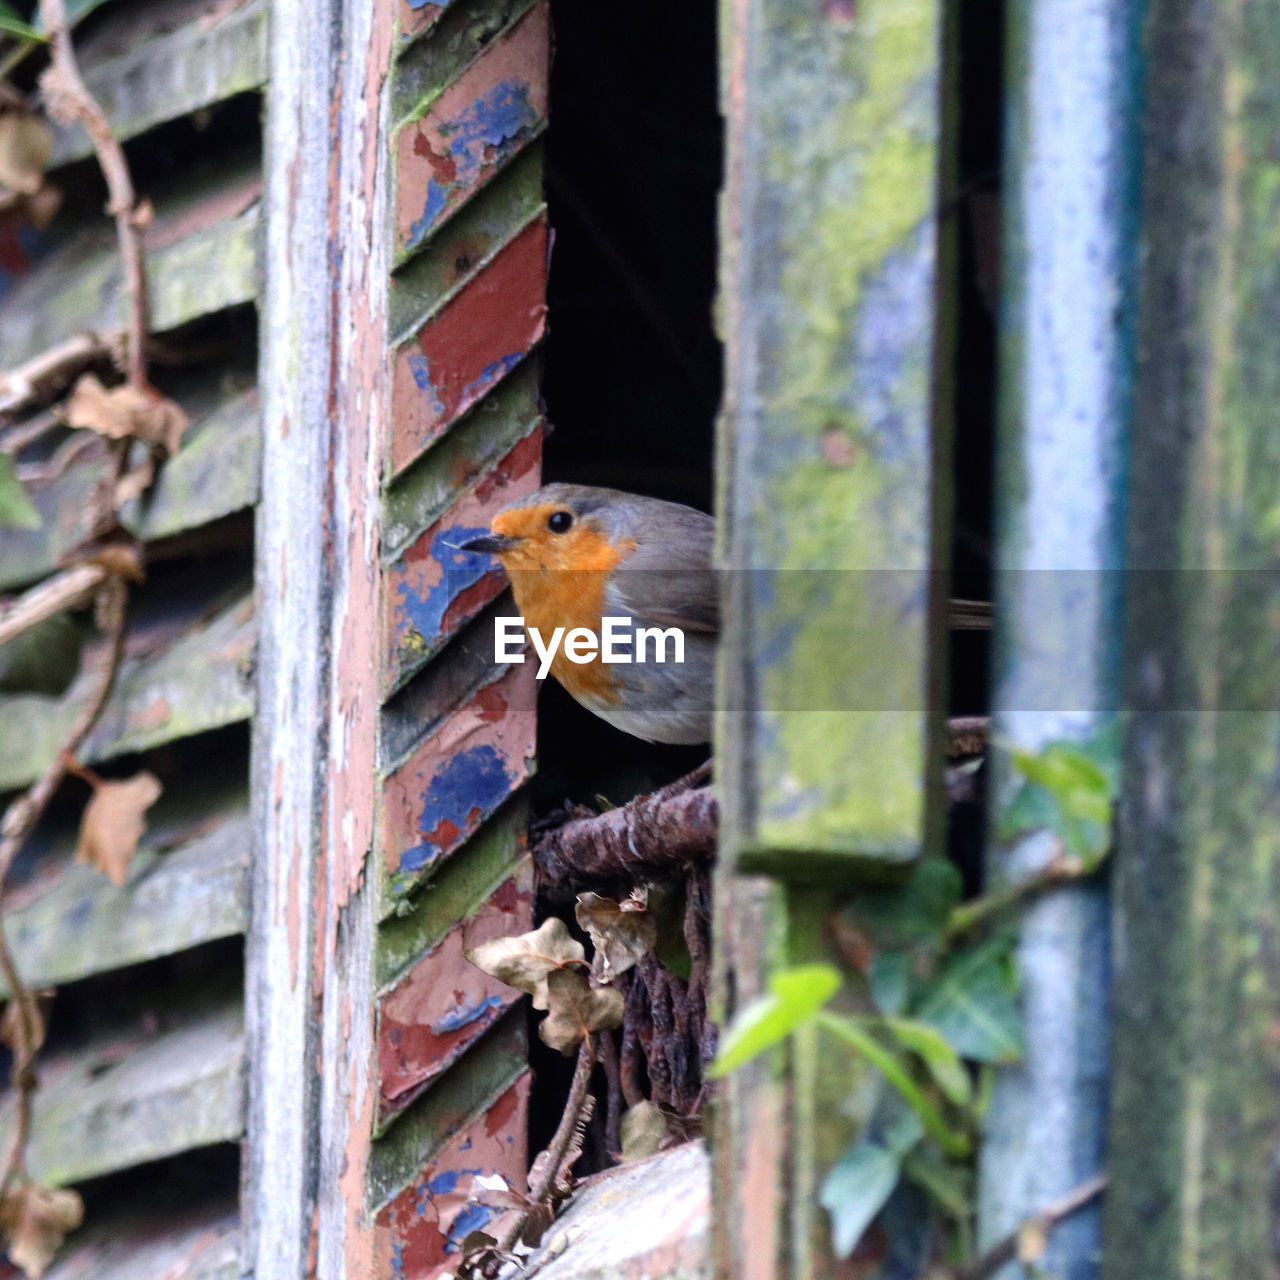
<box><xmin>459</xmin><ymin>483</ymin><xmax>716</xmax><ymax>745</ymax></box>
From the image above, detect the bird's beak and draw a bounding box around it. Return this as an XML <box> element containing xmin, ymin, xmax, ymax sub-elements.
<box><xmin>457</xmin><ymin>532</ymin><xmax>518</xmax><ymax>555</ymax></box>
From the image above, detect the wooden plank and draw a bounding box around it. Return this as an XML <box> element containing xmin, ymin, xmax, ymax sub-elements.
<box><xmin>0</xmin><ymin>170</ymin><xmax>260</xmax><ymax>368</ymax></box>
<box><xmin>372</xmin><ymin>1072</ymin><xmax>529</xmax><ymax>1276</ymax></box>
<box><xmin>1101</xmin><ymin>0</ymin><xmax>1280</xmax><ymax>1271</ymax></box>
<box><xmin>49</xmin><ymin>0</ymin><xmax>268</xmax><ymax>167</ymax></box>
<box><xmin>717</xmin><ymin>0</ymin><xmax>949</xmax><ymax>875</ymax></box>
<box><xmin>976</xmin><ymin>0</ymin><xmax>1137</xmax><ymax>1272</ymax></box>
<box><xmin>40</xmin><ymin>1202</ymin><xmax>238</xmax><ymax>1280</ymax></box>
<box><xmin>522</xmin><ymin>1141</ymin><xmax>710</xmax><ymax>1280</ymax></box>
<box><xmin>380</xmin><ymin>660</ymin><xmax>536</xmax><ymax>909</ymax></box>
<box><xmin>0</xmin><ymin>808</ymin><xmax>249</xmax><ymax>996</ymax></box>
<box><xmin>384</xmin><ymin>425</ymin><xmax>541</xmax><ymax>690</ymax></box>
<box><xmin>0</xmin><ymin>589</ymin><xmax>254</xmax><ymax>792</ymax></box>
<box><xmin>243</xmin><ymin>0</ymin><xmax>388</xmax><ymax>1268</ymax></box>
<box><xmin>393</xmin><ymin>1</ymin><xmax>548</xmax><ymax>260</ymax></box>
<box><xmin>0</xmin><ymin>998</ymin><xmax>244</xmax><ymax>1187</ymax></box>
<box><xmin>376</xmin><ymin>862</ymin><xmax>532</xmax><ymax>1128</ymax></box>
<box><xmin>0</xmin><ymin>380</ymin><xmax>259</xmax><ymax>592</ymax></box>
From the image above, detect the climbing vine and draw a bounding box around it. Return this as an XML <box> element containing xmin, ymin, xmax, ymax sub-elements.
<box><xmin>0</xmin><ymin>2</ymin><xmax>186</xmax><ymax>1271</ymax></box>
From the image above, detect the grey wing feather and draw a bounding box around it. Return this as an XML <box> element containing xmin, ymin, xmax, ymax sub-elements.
<box><xmin>606</xmin><ymin>500</ymin><xmax>719</xmax><ymax>634</ymax></box>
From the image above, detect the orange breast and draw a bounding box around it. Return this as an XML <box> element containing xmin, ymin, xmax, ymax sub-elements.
<box><xmin>505</xmin><ymin>530</ymin><xmax>630</xmax><ymax>706</ymax></box>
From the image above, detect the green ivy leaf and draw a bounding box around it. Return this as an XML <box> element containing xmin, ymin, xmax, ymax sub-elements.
<box><xmin>869</xmin><ymin>951</ymin><xmax>911</xmax><ymax>1015</ymax></box>
<box><xmin>842</xmin><ymin>859</ymin><xmax>962</xmax><ymax>950</ymax></box>
<box><xmin>0</xmin><ymin>455</ymin><xmax>38</xmax><ymax>530</ymax></box>
<box><xmin>0</xmin><ymin>0</ymin><xmax>45</xmax><ymax>40</ymax></box>
<box><xmin>901</xmin><ymin>1145</ymin><xmax>973</xmax><ymax>1221</ymax></box>
<box><xmin>882</xmin><ymin>1016</ymin><xmax>972</xmax><ymax>1107</ymax></box>
<box><xmin>914</xmin><ymin>937</ymin><xmax>1024</xmax><ymax>1064</ymax></box>
<box><xmin>708</xmin><ymin>963</ymin><xmax>841</xmax><ymax>1077</ymax></box>
<box><xmin>819</xmin><ymin>1109</ymin><xmax>922</xmax><ymax>1259</ymax></box>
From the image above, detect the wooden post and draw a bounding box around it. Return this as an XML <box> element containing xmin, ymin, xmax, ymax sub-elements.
<box><xmin>978</xmin><ymin>0</ymin><xmax>1139</xmax><ymax>1274</ymax></box>
<box><xmin>714</xmin><ymin>0</ymin><xmax>951</xmax><ymax>1271</ymax></box>
<box><xmin>247</xmin><ymin>0</ymin><xmax>545</xmax><ymax>1274</ymax></box>
<box><xmin>1103</xmin><ymin>0</ymin><xmax>1280</xmax><ymax>1273</ymax></box>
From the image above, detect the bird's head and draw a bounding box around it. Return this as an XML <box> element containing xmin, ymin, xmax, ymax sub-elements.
<box><xmin>457</xmin><ymin>484</ymin><xmax>637</xmax><ymax>574</ymax></box>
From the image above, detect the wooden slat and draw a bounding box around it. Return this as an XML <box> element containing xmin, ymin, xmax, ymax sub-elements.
<box><xmin>41</xmin><ymin>1202</ymin><xmax>238</xmax><ymax>1280</ymax></box>
<box><xmin>0</xmin><ymin>380</ymin><xmax>259</xmax><ymax>592</ymax></box>
<box><xmin>0</xmin><ymin>999</ymin><xmax>243</xmax><ymax>1187</ymax></box>
<box><xmin>0</xmin><ymin>589</ymin><xmax>254</xmax><ymax>792</ymax></box>
<box><xmin>49</xmin><ymin>0</ymin><xmax>268</xmax><ymax>168</ymax></box>
<box><xmin>0</xmin><ymin>809</ymin><xmax>248</xmax><ymax>996</ymax></box>
<box><xmin>0</xmin><ymin>170</ymin><xmax>260</xmax><ymax>368</ymax></box>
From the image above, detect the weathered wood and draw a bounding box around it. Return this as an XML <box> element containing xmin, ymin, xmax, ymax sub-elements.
<box><xmin>0</xmin><ymin>589</ymin><xmax>254</xmax><ymax>791</ymax></box>
<box><xmin>243</xmin><ymin>0</ymin><xmax>388</xmax><ymax>1270</ymax></box>
<box><xmin>1102</xmin><ymin>0</ymin><xmax>1280</xmax><ymax>1272</ymax></box>
<box><xmin>717</xmin><ymin>0</ymin><xmax>949</xmax><ymax>877</ymax></box>
<box><xmin>39</xmin><ymin>1199</ymin><xmax>239</xmax><ymax>1280</ymax></box>
<box><xmin>521</xmin><ymin>1140</ymin><xmax>710</xmax><ymax>1280</ymax></box>
<box><xmin>48</xmin><ymin>0</ymin><xmax>268</xmax><ymax>168</ymax></box>
<box><xmin>977</xmin><ymin>1</ymin><xmax>1138</xmax><ymax>1275</ymax></box>
<box><xmin>0</xmin><ymin>998</ymin><xmax>243</xmax><ymax>1187</ymax></box>
<box><xmin>0</xmin><ymin>170</ymin><xmax>259</xmax><ymax>368</ymax></box>
<box><xmin>0</xmin><ymin>380</ymin><xmax>259</xmax><ymax>592</ymax></box>
<box><xmin>0</xmin><ymin>808</ymin><xmax>248</xmax><ymax>995</ymax></box>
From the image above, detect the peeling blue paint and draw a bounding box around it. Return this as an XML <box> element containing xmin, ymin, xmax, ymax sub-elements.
<box><xmin>400</xmin><ymin>744</ymin><xmax>515</xmax><ymax>873</ymax></box>
<box><xmin>406</xmin><ymin>0</ymin><xmax>451</xmax><ymax>12</ymax></box>
<box><xmin>446</xmin><ymin>1204</ymin><xmax>495</xmax><ymax>1252</ymax></box>
<box><xmin>432</xmin><ymin>994</ymin><xmax>507</xmax><ymax>1034</ymax></box>
<box><xmin>460</xmin><ymin>352</ymin><xmax>524</xmax><ymax>403</ymax></box>
<box><xmin>407</xmin><ymin>81</ymin><xmax>539</xmax><ymax>246</ymax></box>
<box><xmin>396</xmin><ymin>526</ymin><xmax>495</xmax><ymax>646</ymax></box>
<box><xmin>390</xmin><ymin>1240</ymin><xmax>405</xmax><ymax>1280</ymax></box>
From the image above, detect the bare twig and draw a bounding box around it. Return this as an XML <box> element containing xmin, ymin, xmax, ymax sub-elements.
<box><xmin>0</xmin><ymin>563</ymin><xmax>109</xmax><ymax>649</ymax></box>
<box><xmin>494</xmin><ymin>1039</ymin><xmax>596</xmax><ymax>1255</ymax></box>
<box><xmin>0</xmin><ymin>332</ymin><xmax>111</xmax><ymax>417</ymax></box>
<box><xmin>0</xmin><ymin>575</ymin><xmax>127</xmax><ymax>1195</ymax></box>
<box><xmin>0</xmin><ymin>407</ymin><xmax>64</xmax><ymax>456</ymax></box>
<box><xmin>952</xmin><ymin>1173</ymin><xmax>1106</xmax><ymax>1280</ymax></box>
<box><xmin>38</xmin><ymin>0</ymin><xmax>148</xmax><ymax>388</ymax></box>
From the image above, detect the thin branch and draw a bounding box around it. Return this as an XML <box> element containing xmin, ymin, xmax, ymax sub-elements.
<box><xmin>0</xmin><ymin>332</ymin><xmax>111</xmax><ymax>418</ymax></box>
<box><xmin>0</xmin><ymin>563</ymin><xmax>108</xmax><ymax>650</ymax></box>
<box><xmin>952</xmin><ymin>1174</ymin><xmax>1106</xmax><ymax>1280</ymax></box>
<box><xmin>37</xmin><ymin>0</ymin><xmax>148</xmax><ymax>388</ymax></box>
<box><xmin>533</xmin><ymin>764</ymin><xmax>716</xmax><ymax>887</ymax></box>
<box><xmin>943</xmin><ymin>848</ymin><xmax>1090</xmax><ymax>945</ymax></box>
<box><xmin>494</xmin><ymin>1039</ymin><xmax>596</xmax><ymax>1255</ymax></box>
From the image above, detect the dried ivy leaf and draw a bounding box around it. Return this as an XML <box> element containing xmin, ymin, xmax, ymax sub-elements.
<box><xmin>0</xmin><ymin>1181</ymin><xmax>83</xmax><ymax>1278</ymax></box>
<box><xmin>74</xmin><ymin>771</ymin><xmax>162</xmax><ymax>886</ymax></box>
<box><xmin>0</xmin><ymin>113</ymin><xmax>52</xmax><ymax>196</ymax></box>
<box><xmin>538</xmin><ymin>969</ymin><xmax>623</xmax><ymax>1055</ymax></box>
<box><xmin>618</xmin><ymin>1100</ymin><xmax>669</xmax><ymax>1162</ymax></box>
<box><xmin>467</xmin><ymin>917</ymin><xmax>585</xmax><ymax>1012</ymax></box>
<box><xmin>66</xmin><ymin>374</ymin><xmax>188</xmax><ymax>456</ymax></box>
<box><xmin>575</xmin><ymin>892</ymin><xmax>657</xmax><ymax>982</ymax></box>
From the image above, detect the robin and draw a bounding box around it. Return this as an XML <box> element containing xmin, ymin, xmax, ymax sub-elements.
<box><xmin>459</xmin><ymin>483</ymin><xmax>716</xmax><ymax>745</ymax></box>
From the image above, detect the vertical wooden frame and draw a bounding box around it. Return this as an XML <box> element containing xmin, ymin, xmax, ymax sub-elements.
<box><xmin>248</xmin><ymin>0</ymin><xmax>545</xmax><ymax>1274</ymax></box>
<box><xmin>714</xmin><ymin>0</ymin><xmax>950</xmax><ymax>1272</ymax></box>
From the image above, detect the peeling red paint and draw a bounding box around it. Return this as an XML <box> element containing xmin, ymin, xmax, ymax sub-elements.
<box><xmin>390</xmin><ymin>217</ymin><xmax>547</xmax><ymax>473</ymax></box>
<box><xmin>373</xmin><ymin>1074</ymin><xmax>531</xmax><ymax>1279</ymax></box>
<box><xmin>383</xmin><ymin>428</ymin><xmax>541</xmax><ymax>689</ymax></box>
<box><xmin>394</xmin><ymin>4</ymin><xmax>549</xmax><ymax>255</ymax></box>
<box><xmin>381</xmin><ymin>661</ymin><xmax>537</xmax><ymax>899</ymax></box>
<box><xmin>377</xmin><ymin>862</ymin><xmax>533</xmax><ymax>1121</ymax></box>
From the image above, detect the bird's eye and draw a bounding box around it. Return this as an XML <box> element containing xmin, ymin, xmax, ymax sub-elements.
<box><xmin>547</xmin><ymin>510</ymin><xmax>574</xmax><ymax>534</ymax></box>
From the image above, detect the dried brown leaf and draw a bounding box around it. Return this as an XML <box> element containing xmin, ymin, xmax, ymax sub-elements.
<box><xmin>0</xmin><ymin>114</ymin><xmax>52</xmax><ymax>197</ymax></box>
<box><xmin>65</xmin><ymin>375</ymin><xmax>187</xmax><ymax>455</ymax></box>
<box><xmin>74</xmin><ymin>771</ymin><xmax>162</xmax><ymax>886</ymax></box>
<box><xmin>538</xmin><ymin>969</ymin><xmax>623</xmax><ymax>1055</ymax></box>
<box><xmin>618</xmin><ymin>1100</ymin><xmax>670</xmax><ymax>1162</ymax></box>
<box><xmin>467</xmin><ymin>917</ymin><xmax>586</xmax><ymax>1012</ymax></box>
<box><xmin>575</xmin><ymin>892</ymin><xmax>657</xmax><ymax>982</ymax></box>
<box><xmin>0</xmin><ymin>1181</ymin><xmax>83</xmax><ymax>1278</ymax></box>
<box><xmin>84</xmin><ymin>542</ymin><xmax>145</xmax><ymax>582</ymax></box>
